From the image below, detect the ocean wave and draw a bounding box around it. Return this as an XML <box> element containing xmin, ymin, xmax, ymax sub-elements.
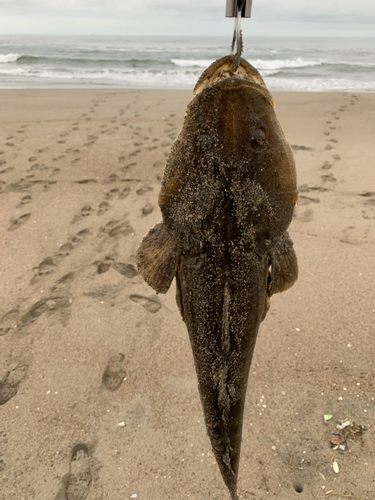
<box><xmin>266</xmin><ymin>76</ymin><xmax>375</xmax><ymax>93</ymax></box>
<box><xmin>0</xmin><ymin>66</ymin><xmax>200</xmax><ymax>88</ymax></box>
<box><xmin>12</xmin><ymin>54</ymin><xmax>174</xmax><ymax>71</ymax></box>
<box><xmin>170</xmin><ymin>57</ymin><xmax>325</xmax><ymax>73</ymax></box>
<box><xmin>0</xmin><ymin>53</ymin><xmax>19</xmax><ymax>63</ymax></box>
<box><xmin>1</xmin><ymin>64</ymin><xmax>373</xmax><ymax>92</ymax></box>
<box><xmin>330</xmin><ymin>61</ymin><xmax>375</xmax><ymax>70</ymax></box>
<box><xmin>249</xmin><ymin>57</ymin><xmax>324</xmax><ymax>71</ymax></box>
<box><xmin>171</xmin><ymin>59</ymin><xmax>214</xmax><ymax>68</ymax></box>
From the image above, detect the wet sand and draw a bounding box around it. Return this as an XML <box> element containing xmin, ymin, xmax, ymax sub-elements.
<box><xmin>0</xmin><ymin>89</ymin><xmax>374</xmax><ymax>500</ymax></box>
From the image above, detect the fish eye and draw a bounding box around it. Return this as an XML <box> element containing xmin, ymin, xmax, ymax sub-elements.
<box><xmin>250</xmin><ymin>128</ymin><xmax>267</xmax><ymax>149</ymax></box>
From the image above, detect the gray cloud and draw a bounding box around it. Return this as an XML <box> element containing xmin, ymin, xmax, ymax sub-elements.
<box><xmin>0</xmin><ymin>0</ymin><xmax>374</xmax><ymax>35</ymax></box>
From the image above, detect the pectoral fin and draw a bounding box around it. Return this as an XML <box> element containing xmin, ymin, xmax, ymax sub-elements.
<box><xmin>268</xmin><ymin>232</ymin><xmax>298</xmax><ymax>296</ymax></box>
<box><xmin>136</xmin><ymin>222</ymin><xmax>180</xmax><ymax>294</ymax></box>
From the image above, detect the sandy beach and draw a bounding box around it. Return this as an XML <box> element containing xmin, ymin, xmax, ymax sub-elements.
<box><xmin>1</xmin><ymin>88</ymin><xmax>374</xmax><ymax>500</ymax></box>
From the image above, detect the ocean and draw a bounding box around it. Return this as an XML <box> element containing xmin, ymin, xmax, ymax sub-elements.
<box><xmin>1</xmin><ymin>34</ymin><xmax>375</xmax><ymax>92</ymax></box>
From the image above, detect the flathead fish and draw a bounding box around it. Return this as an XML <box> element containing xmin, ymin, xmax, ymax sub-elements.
<box><xmin>136</xmin><ymin>55</ymin><xmax>298</xmax><ymax>499</ymax></box>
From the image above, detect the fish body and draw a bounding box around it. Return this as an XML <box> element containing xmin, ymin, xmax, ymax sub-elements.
<box><xmin>136</xmin><ymin>55</ymin><xmax>298</xmax><ymax>499</ymax></box>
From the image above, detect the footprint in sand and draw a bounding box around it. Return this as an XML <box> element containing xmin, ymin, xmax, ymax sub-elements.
<box><xmin>19</xmin><ymin>295</ymin><xmax>72</xmax><ymax>328</ymax></box>
<box><xmin>57</xmin><ymin>242</ymin><xmax>74</xmax><ymax>258</ymax></box>
<box><xmin>16</xmin><ymin>194</ymin><xmax>32</xmax><ymax>207</ymax></box>
<box><xmin>290</xmin><ymin>145</ymin><xmax>314</xmax><ymax>152</ymax></box>
<box><xmin>0</xmin><ymin>307</ymin><xmax>19</xmax><ymax>335</ymax></box>
<box><xmin>297</xmin><ymin>196</ymin><xmax>320</xmax><ymax>206</ymax></box>
<box><xmin>142</xmin><ymin>203</ymin><xmax>153</xmax><ymax>216</ymax></box>
<box><xmin>100</xmin><ymin>220</ymin><xmax>134</xmax><ymax>238</ymax></box>
<box><xmin>115</xmin><ymin>188</ymin><xmax>129</xmax><ymax>199</ymax></box>
<box><xmin>81</xmin><ymin>205</ymin><xmax>92</xmax><ymax>217</ymax></box>
<box><xmin>358</xmin><ymin>192</ymin><xmax>375</xmax><ymax>207</ymax></box>
<box><xmin>321</xmin><ymin>161</ymin><xmax>333</xmax><ymax>170</ymax></box>
<box><xmin>103</xmin><ymin>173</ymin><xmax>118</xmax><ymax>184</ymax></box>
<box><xmin>75</xmin><ymin>179</ymin><xmax>97</xmax><ymax>185</ymax></box>
<box><xmin>136</xmin><ymin>186</ymin><xmax>153</xmax><ymax>195</ymax></box>
<box><xmin>95</xmin><ymin>256</ymin><xmax>114</xmax><ymax>274</ymax></box>
<box><xmin>332</xmin><ymin>154</ymin><xmax>341</xmax><ymax>160</ymax></box>
<box><xmin>105</xmin><ymin>188</ymin><xmax>119</xmax><ymax>200</ymax></box>
<box><xmin>340</xmin><ymin>226</ymin><xmax>360</xmax><ymax>245</ymax></box>
<box><xmin>36</xmin><ymin>256</ymin><xmax>56</xmax><ymax>276</ymax></box>
<box><xmin>56</xmin><ymin>229</ymin><xmax>90</xmax><ymax>258</ymax></box>
<box><xmin>113</xmin><ymin>262</ymin><xmax>138</xmax><ymax>278</ymax></box>
<box><xmin>51</xmin><ymin>273</ymin><xmax>75</xmax><ymax>294</ymax></box>
<box><xmin>130</xmin><ymin>294</ymin><xmax>161</xmax><ymax>313</ymax></box>
<box><xmin>129</xmin><ymin>149</ymin><xmax>141</xmax><ymax>158</ymax></box>
<box><xmin>321</xmin><ymin>173</ymin><xmax>337</xmax><ymax>182</ymax></box>
<box><xmin>71</xmin><ymin>206</ymin><xmax>92</xmax><ymax>223</ymax></box>
<box><xmin>97</xmin><ymin>201</ymin><xmax>110</xmax><ymax>216</ymax></box>
<box><xmin>0</xmin><ymin>365</ymin><xmax>27</xmax><ymax>405</ymax></box>
<box><xmin>299</xmin><ymin>184</ymin><xmax>328</xmax><ymax>193</ymax></box>
<box><xmin>71</xmin><ymin>228</ymin><xmax>91</xmax><ymax>244</ymax></box>
<box><xmin>8</xmin><ymin>213</ymin><xmax>31</xmax><ymax>231</ymax></box>
<box><xmin>102</xmin><ymin>353</ymin><xmax>127</xmax><ymax>391</ymax></box>
<box><xmin>63</xmin><ymin>444</ymin><xmax>92</xmax><ymax>500</ymax></box>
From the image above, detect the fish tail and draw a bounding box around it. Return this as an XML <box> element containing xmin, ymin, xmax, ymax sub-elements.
<box><xmin>178</xmin><ymin>251</ymin><xmax>269</xmax><ymax>497</ymax></box>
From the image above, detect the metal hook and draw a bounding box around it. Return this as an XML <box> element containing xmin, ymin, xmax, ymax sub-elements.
<box><xmin>226</xmin><ymin>0</ymin><xmax>252</xmax><ymax>70</ymax></box>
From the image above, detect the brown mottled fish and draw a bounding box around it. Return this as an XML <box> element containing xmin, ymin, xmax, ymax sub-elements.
<box><xmin>136</xmin><ymin>54</ymin><xmax>298</xmax><ymax>499</ymax></box>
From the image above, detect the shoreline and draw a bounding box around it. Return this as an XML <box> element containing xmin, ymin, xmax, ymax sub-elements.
<box><xmin>1</xmin><ymin>85</ymin><xmax>375</xmax><ymax>93</ymax></box>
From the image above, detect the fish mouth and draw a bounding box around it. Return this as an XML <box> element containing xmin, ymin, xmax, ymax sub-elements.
<box><xmin>192</xmin><ymin>55</ymin><xmax>267</xmax><ymax>100</ymax></box>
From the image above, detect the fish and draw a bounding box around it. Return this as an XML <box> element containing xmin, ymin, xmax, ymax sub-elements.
<box><xmin>136</xmin><ymin>54</ymin><xmax>298</xmax><ymax>499</ymax></box>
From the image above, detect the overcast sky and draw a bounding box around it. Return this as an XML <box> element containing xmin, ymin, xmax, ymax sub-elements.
<box><xmin>1</xmin><ymin>0</ymin><xmax>375</xmax><ymax>37</ymax></box>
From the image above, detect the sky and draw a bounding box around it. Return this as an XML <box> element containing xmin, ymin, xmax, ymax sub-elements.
<box><xmin>0</xmin><ymin>0</ymin><xmax>375</xmax><ymax>37</ymax></box>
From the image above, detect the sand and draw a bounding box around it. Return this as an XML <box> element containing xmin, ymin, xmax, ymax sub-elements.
<box><xmin>0</xmin><ymin>88</ymin><xmax>374</xmax><ymax>500</ymax></box>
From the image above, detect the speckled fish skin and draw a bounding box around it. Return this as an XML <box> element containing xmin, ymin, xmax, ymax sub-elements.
<box><xmin>136</xmin><ymin>55</ymin><xmax>298</xmax><ymax>499</ymax></box>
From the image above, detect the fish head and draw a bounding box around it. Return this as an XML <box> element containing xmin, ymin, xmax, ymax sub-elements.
<box><xmin>191</xmin><ymin>54</ymin><xmax>271</xmax><ymax>104</ymax></box>
<box><xmin>166</xmin><ymin>56</ymin><xmax>297</xmax><ymax>244</ymax></box>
